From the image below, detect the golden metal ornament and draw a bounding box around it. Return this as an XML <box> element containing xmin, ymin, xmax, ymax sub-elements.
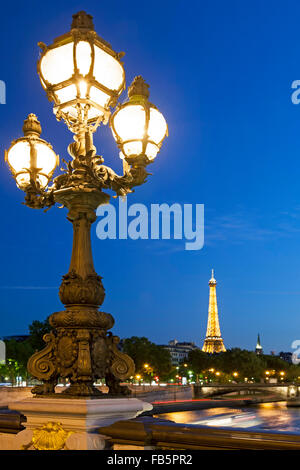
<box><xmin>22</xmin><ymin>422</ymin><xmax>72</xmax><ymax>450</ymax></box>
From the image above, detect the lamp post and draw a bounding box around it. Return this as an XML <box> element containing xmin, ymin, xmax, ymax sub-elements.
<box><xmin>5</xmin><ymin>11</ymin><xmax>168</xmax><ymax>398</ymax></box>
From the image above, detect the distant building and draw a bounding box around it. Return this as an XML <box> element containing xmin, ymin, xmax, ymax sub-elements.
<box><xmin>255</xmin><ymin>334</ymin><xmax>263</xmax><ymax>355</ymax></box>
<box><xmin>161</xmin><ymin>340</ymin><xmax>198</xmax><ymax>366</ymax></box>
<box><xmin>0</xmin><ymin>340</ymin><xmax>5</xmax><ymax>364</ymax></box>
<box><xmin>279</xmin><ymin>351</ymin><xmax>293</xmax><ymax>364</ymax></box>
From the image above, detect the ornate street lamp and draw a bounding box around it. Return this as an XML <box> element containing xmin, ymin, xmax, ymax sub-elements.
<box><xmin>5</xmin><ymin>11</ymin><xmax>168</xmax><ymax>397</ymax></box>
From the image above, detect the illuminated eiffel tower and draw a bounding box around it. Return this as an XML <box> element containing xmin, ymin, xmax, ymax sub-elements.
<box><xmin>202</xmin><ymin>269</ymin><xmax>226</xmax><ymax>353</ymax></box>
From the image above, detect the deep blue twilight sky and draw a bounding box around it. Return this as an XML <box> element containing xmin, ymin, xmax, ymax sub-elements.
<box><xmin>1</xmin><ymin>0</ymin><xmax>300</xmax><ymax>354</ymax></box>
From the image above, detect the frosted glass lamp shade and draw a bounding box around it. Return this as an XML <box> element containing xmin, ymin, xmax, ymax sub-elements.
<box><xmin>38</xmin><ymin>23</ymin><xmax>125</xmax><ymax>126</ymax></box>
<box><xmin>110</xmin><ymin>76</ymin><xmax>167</xmax><ymax>162</ymax></box>
<box><xmin>5</xmin><ymin>115</ymin><xmax>58</xmax><ymax>190</ymax></box>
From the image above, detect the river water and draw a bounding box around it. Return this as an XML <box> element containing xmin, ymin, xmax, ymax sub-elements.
<box><xmin>158</xmin><ymin>402</ymin><xmax>300</xmax><ymax>434</ymax></box>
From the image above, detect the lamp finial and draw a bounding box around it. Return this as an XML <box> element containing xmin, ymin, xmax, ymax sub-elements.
<box><xmin>23</xmin><ymin>114</ymin><xmax>42</xmax><ymax>137</ymax></box>
<box><xmin>71</xmin><ymin>11</ymin><xmax>94</xmax><ymax>31</ymax></box>
<box><xmin>128</xmin><ymin>76</ymin><xmax>150</xmax><ymax>100</ymax></box>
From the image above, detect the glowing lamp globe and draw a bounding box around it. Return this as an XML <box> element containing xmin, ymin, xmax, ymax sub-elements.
<box><xmin>5</xmin><ymin>114</ymin><xmax>59</xmax><ymax>189</ymax></box>
<box><xmin>110</xmin><ymin>76</ymin><xmax>168</xmax><ymax>163</ymax></box>
<box><xmin>37</xmin><ymin>11</ymin><xmax>125</xmax><ymax>127</ymax></box>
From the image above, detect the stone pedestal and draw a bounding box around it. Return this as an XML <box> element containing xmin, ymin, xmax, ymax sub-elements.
<box><xmin>9</xmin><ymin>397</ymin><xmax>152</xmax><ymax>450</ymax></box>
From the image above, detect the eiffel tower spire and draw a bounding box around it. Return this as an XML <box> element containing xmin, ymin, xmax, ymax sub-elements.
<box><xmin>202</xmin><ymin>269</ymin><xmax>226</xmax><ymax>353</ymax></box>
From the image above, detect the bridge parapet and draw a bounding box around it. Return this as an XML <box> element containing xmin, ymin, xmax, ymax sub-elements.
<box><xmin>192</xmin><ymin>383</ymin><xmax>300</xmax><ymax>399</ymax></box>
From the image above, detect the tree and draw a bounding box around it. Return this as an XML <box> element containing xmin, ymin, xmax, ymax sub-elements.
<box><xmin>286</xmin><ymin>364</ymin><xmax>300</xmax><ymax>382</ymax></box>
<box><xmin>28</xmin><ymin>318</ymin><xmax>51</xmax><ymax>351</ymax></box>
<box><xmin>0</xmin><ymin>359</ymin><xmax>22</xmax><ymax>385</ymax></box>
<box><xmin>2</xmin><ymin>318</ymin><xmax>51</xmax><ymax>383</ymax></box>
<box><xmin>263</xmin><ymin>354</ymin><xmax>289</xmax><ymax>371</ymax></box>
<box><xmin>214</xmin><ymin>348</ymin><xmax>266</xmax><ymax>381</ymax></box>
<box><xmin>188</xmin><ymin>349</ymin><xmax>211</xmax><ymax>374</ymax></box>
<box><xmin>149</xmin><ymin>344</ymin><xmax>173</xmax><ymax>380</ymax></box>
<box><xmin>5</xmin><ymin>340</ymin><xmax>34</xmax><ymax>379</ymax></box>
<box><xmin>187</xmin><ymin>348</ymin><xmax>267</xmax><ymax>382</ymax></box>
<box><xmin>122</xmin><ymin>336</ymin><xmax>172</xmax><ymax>381</ymax></box>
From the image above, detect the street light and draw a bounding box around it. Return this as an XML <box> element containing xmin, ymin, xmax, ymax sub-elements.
<box><xmin>5</xmin><ymin>114</ymin><xmax>59</xmax><ymax>190</ymax></box>
<box><xmin>5</xmin><ymin>11</ymin><xmax>168</xmax><ymax>398</ymax></box>
<box><xmin>280</xmin><ymin>371</ymin><xmax>286</xmax><ymax>381</ymax></box>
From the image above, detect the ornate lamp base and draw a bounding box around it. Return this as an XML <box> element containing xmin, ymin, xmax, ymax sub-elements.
<box><xmin>27</xmin><ymin>308</ymin><xmax>134</xmax><ymax>398</ymax></box>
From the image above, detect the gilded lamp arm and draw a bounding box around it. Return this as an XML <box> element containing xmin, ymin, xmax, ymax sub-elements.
<box><xmin>22</xmin><ymin>155</ymin><xmax>151</xmax><ymax>208</ymax></box>
<box><xmin>94</xmin><ymin>154</ymin><xmax>152</xmax><ymax>197</ymax></box>
<box><xmin>23</xmin><ymin>180</ymin><xmax>55</xmax><ymax>211</ymax></box>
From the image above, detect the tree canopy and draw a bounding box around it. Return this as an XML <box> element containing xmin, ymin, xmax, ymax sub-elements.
<box><xmin>188</xmin><ymin>347</ymin><xmax>300</xmax><ymax>382</ymax></box>
<box><xmin>0</xmin><ymin>318</ymin><xmax>51</xmax><ymax>383</ymax></box>
<box><xmin>122</xmin><ymin>336</ymin><xmax>172</xmax><ymax>380</ymax></box>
